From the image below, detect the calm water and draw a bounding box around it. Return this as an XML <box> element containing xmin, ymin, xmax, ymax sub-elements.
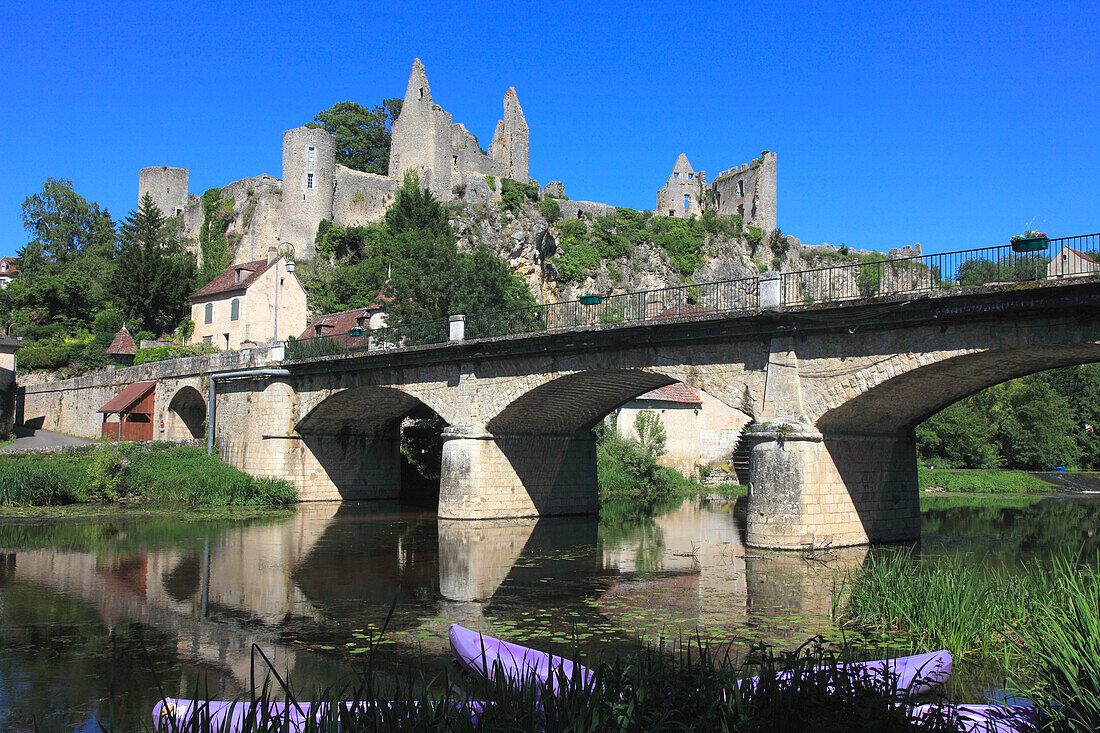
<box><xmin>1</xmin><ymin>494</ymin><xmax>1099</xmax><ymax>731</ymax></box>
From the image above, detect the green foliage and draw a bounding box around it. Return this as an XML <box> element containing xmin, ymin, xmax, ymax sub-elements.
<box><xmin>856</xmin><ymin>252</ymin><xmax>886</xmax><ymax>297</ymax></box>
<box><xmin>18</xmin><ymin>178</ymin><xmax>117</xmax><ymax>280</ymax></box>
<box><xmin>551</xmin><ymin>218</ymin><xmax>599</xmax><ymax>283</ymax></box>
<box><xmin>593</xmin><ymin>417</ymin><xmax>696</xmax><ymax>507</ymax></box>
<box><xmin>917</xmin><ymin>366</ymin><xmax>1096</xmax><ymax>470</ymax></box>
<box><xmin>633</xmin><ymin>409</ymin><xmax>667</xmax><ymax>462</ymax></box>
<box><xmin>133</xmin><ymin>342</ymin><xmax>220</xmax><ymax>365</ymax></box>
<box><xmin>197</xmin><ymin>188</ymin><xmax>235</xmax><ymax>287</ymax></box>
<box><xmin>769</xmin><ymin>227</ymin><xmax>788</xmax><ymax>255</ymax></box>
<box><xmin>499</xmin><ymin>178</ymin><xmax>539</xmax><ymax>215</ymax></box>
<box><xmin>957</xmin><ymin>254</ymin><xmax>1048</xmax><ymax>286</ymax></box>
<box><xmin>744</xmin><ymin>225</ymin><xmax>763</xmax><ymax>247</ymax></box>
<box><xmin>918</xmin><ymin>468</ymin><xmax>1049</xmax><ymax>493</ymax></box>
<box><xmin>0</xmin><ymin>444</ymin><xmax>295</xmax><ymax>507</ymax></box>
<box><xmin>385</xmin><ymin>172</ymin><xmax>451</xmax><ymax>239</ymax></box>
<box><xmin>538</xmin><ymin>196</ymin><xmax>561</xmax><ymax>223</ymax></box>
<box><xmin>306</xmin><ymin>98</ymin><xmax>401</xmax><ymax>175</ymax></box>
<box><xmin>485</xmin><ymin>175</ymin><xmax>496</xmax><ymax>191</ymax></box>
<box><xmin>112</xmin><ymin>194</ymin><xmax>197</xmax><ymax>335</ymax></box>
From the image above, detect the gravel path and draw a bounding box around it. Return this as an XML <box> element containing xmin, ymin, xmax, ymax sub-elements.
<box><xmin>0</xmin><ymin>428</ymin><xmax>96</xmax><ymax>453</ymax></box>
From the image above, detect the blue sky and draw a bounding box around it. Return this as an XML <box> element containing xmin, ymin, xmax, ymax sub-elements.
<box><xmin>1</xmin><ymin>0</ymin><xmax>1095</xmax><ymax>259</ymax></box>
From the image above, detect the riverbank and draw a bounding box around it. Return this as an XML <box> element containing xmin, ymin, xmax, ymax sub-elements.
<box><xmin>0</xmin><ymin>442</ymin><xmax>296</xmax><ymax>507</ymax></box>
<box><xmin>919</xmin><ymin>467</ymin><xmax>1053</xmax><ymax>493</ymax></box>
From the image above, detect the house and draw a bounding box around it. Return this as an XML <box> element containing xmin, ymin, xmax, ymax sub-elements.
<box><xmin>189</xmin><ymin>250</ymin><xmax>306</xmax><ymax>350</ymax></box>
<box><xmin>299</xmin><ymin>302</ymin><xmax>388</xmax><ymax>341</ymax></box>
<box><xmin>616</xmin><ymin>383</ymin><xmax>750</xmax><ymax>477</ymax></box>
<box><xmin>106</xmin><ymin>325</ymin><xmax>137</xmax><ymax>366</ymax></box>
<box><xmin>0</xmin><ymin>257</ymin><xmax>19</xmax><ymax>288</ymax></box>
<box><xmin>1047</xmin><ymin>246</ymin><xmax>1100</xmax><ymax>279</ymax></box>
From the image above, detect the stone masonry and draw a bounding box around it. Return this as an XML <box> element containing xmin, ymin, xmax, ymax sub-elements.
<box><xmin>19</xmin><ymin>277</ymin><xmax>1100</xmax><ymax>547</ymax></box>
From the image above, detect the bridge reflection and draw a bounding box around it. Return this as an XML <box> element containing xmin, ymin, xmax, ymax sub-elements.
<box><xmin>0</xmin><ymin>500</ymin><xmax>867</xmax><ymax>725</ymax></box>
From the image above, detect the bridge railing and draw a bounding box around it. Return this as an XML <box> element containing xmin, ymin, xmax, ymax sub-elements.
<box><xmin>466</xmin><ymin>276</ymin><xmax>759</xmax><ymax>339</ymax></box>
<box><xmin>781</xmin><ymin>233</ymin><xmax>1099</xmax><ymax>306</ymax></box>
<box><xmin>285</xmin><ymin>317</ymin><xmax>451</xmax><ymax>360</ymax></box>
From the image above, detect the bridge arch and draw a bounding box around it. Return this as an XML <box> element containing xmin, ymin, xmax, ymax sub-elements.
<box><xmin>165</xmin><ymin>386</ymin><xmax>206</xmax><ymax>440</ymax></box>
<box><xmin>812</xmin><ymin>326</ymin><xmax>1100</xmax><ymax>435</ymax></box>
<box><xmin>294</xmin><ymin>386</ymin><xmax>445</xmax><ymax>501</ymax></box>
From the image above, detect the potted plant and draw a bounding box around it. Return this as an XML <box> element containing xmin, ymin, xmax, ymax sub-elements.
<box><xmin>1011</xmin><ymin>230</ymin><xmax>1049</xmax><ymax>252</ymax></box>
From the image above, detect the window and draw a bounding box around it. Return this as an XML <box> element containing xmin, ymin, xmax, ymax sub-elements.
<box><xmin>737</xmin><ymin>203</ymin><xmax>745</xmax><ymax>217</ymax></box>
<box><xmin>204</xmin><ymin>303</ymin><xmax>213</xmax><ymax>324</ymax></box>
<box><xmin>673</xmin><ymin>172</ymin><xmax>679</xmax><ymax>179</ymax></box>
<box><xmin>419</xmin><ymin>87</ymin><xmax>424</xmax><ymax>100</ymax></box>
<box><xmin>307</xmin><ymin>173</ymin><xmax>314</xmax><ymax>189</ymax></box>
<box><xmin>230</xmin><ymin>298</ymin><xmax>240</xmax><ymax>321</ymax></box>
<box><xmin>452</xmin><ymin>155</ymin><xmax>458</xmax><ymax>173</ymax></box>
<box><xmin>738</xmin><ymin>180</ymin><xmax>744</xmax><ymax>197</ymax></box>
<box><xmin>669</xmin><ymin>210</ymin><xmax>675</xmax><ymax>216</ymax></box>
<box><xmin>308</xmin><ymin>146</ymin><xmax>315</xmax><ymax>163</ymax></box>
<box><xmin>203</xmin><ymin>335</ymin><xmax>212</xmax><ymax>345</ymax></box>
<box><xmin>684</xmin><ymin>194</ymin><xmax>690</xmax><ymax>210</ymax></box>
<box><xmin>688</xmin><ymin>173</ymin><xmax>693</xmax><ymax>180</ymax></box>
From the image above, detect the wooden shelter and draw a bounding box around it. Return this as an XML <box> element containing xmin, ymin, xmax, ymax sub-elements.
<box><xmin>98</xmin><ymin>381</ymin><xmax>156</xmax><ymax>441</ymax></box>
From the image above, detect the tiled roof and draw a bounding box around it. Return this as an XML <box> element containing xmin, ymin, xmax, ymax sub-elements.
<box><xmin>190</xmin><ymin>258</ymin><xmax>278</xmax><ymax>300</ymax></box>
<box><xmin>634</xmin><ymin>383</ymin><xmax>703</xmax><ymax>404</ymax></box>
<box><xmin>106</xmin><ymin>326</ymin><xmax>137</xmax><ymax>355</ymax></box>
<box><xmin>299</xmin><ymin>292</ymin><xmax>391</xmax><ymax>339</ymax></box>
<box><xmin>0</xmin><ymin>256</ymin><xmax>19</xmax><ymax>276</ymax></box>
<box><xmin>98</xmin><ymin>381</ymin><xmax>156</xmax><ymax>413</ymax></box>
<box><xmin>0</xmin><ymin>333</ymin><xmax>20</xmax><ymax>350</ymax></box>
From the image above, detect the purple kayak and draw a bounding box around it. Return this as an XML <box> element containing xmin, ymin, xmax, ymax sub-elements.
<box><xmin>448</xmin><ymin>623</ymin><xmax>951</xmax><ymax>697</ymax></box>
<box><xmin>912</xmin><ymin>703</ymin><xmax>1041</xmax><ymax>733</ymax></box>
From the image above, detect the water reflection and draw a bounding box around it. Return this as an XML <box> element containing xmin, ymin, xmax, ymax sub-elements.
<box><xmin>5</xmin><ymin>494</ymin><xmax>1099</xmax><ymax>729</ymax></box>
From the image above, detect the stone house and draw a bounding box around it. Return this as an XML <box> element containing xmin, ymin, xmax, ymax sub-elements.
<box><xmin>189</xmin><ymin>253</ymin><xmax>306</xmax><ymax>350</ymax></box>
<box><xmin>1047</xmin><ymin>246</ymin><xmax>1099</xmax><ymax>279</ymax></box>
<box><xmin>616</xmin><ymin>383</ymin><xmax>750</xmax><ymax>476</ymax></box>
<box><xmin>656</xmin><ymin>154</ymin><xmax>706</xmax><ymax>219</ymax></box>
<box><xmin>299</xmin><ymin>301</ymin><xmax>388</xmax><ymax>340</ymax></box>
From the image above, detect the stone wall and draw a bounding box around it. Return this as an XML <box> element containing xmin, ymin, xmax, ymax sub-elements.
<box><xmin>139</xmin><ymin>166</ymin><xmax>189</xmax><ymax>218</ymax></box>
<box><xmin>280</xmin><ymin>126</ymin><xmax>337</xmax><ymax>258</ymax></box>
<box><xmin>655</xmin><ymin>154</ymin><xmax>705</xmax><ymax>219</ymax></box>
<box><xmin>332</xmin><ymin>167</ymin><xmax>397</xmax><ymax>228</ymax></box>
<box><xmin>711</xmin><ymin>151</ymin><xmax>777</xmax><ymax>232</ymax></box>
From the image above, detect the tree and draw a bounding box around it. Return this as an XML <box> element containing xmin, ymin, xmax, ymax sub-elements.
<box><xmin>19</xmin><ymin>179</ymin><xmax>116</xmax><ymax>279</ymax></box>
<box><xmin>916</xmin><ymin>399</ymin><xmax>1001</xmax><ymax>468</ymax></box>
<box><xmin>113</xmin><ymin>194</ymin><xmax>197</xmax><ymax>335</ymax></box>
<box><xmin>996</xmin><ymin>380</ymin><xmax>1081</xmax><ymax>469</ymax></box>
<box><xmin>633</xmin><ymin>409</ymin><xmax>668</xmax><ymax>462</ymax></box>
<box><xmin>307</xmin><ymin>99</ymin><xmax>402</xmax><ymax>175</ymax></box>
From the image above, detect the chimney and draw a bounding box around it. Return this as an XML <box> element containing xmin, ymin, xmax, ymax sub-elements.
<box><xmin>267</xmin><ymin>246</ymin><xmax>277</xmax><ymax>264</ymax></box>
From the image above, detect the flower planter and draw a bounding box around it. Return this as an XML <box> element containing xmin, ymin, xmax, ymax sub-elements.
<box><xmin>1011</xmin><ymin>236</ymin><xmax>1048</xmax><ymax>253</ymax></box>
<box><xmin>347</xmin><ymin>327</ymin><xmax>364</xmax><ymax>337</ymax></box>
<box><xmin>579</xmin><ymin>294</ymin><xmax>602</xmax><ymax>305</ymax></box>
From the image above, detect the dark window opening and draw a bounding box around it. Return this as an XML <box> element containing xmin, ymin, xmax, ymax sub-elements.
<box><xmin>307</xmin><ymin>173</ymin><xmax>314</xmax><ymax>189</ymax></box>
<box><xmin>419</xmin><ymin>87</ymin><xmax>424</xmax><ymax>100</ymax></box>
<box><xmin>204</xmin><ymin>303</ymin><xmax>213</xmax><ymax>324</ymax></box>
<box><xmin>230</xmin><ymin>298</ymin><xmax>240</xmax><ymax>321</ymax></box>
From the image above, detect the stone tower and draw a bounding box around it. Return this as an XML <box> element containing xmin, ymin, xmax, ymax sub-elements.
<box><xmin>488</xmin><ymin>88</ymin><xmax>530</xmax><ymax>183</ymax></box>
<box><xmin>711</xmin><ymin>151</ymin><xmax>777</xmax><ymax>232</ymax></box>
<box><xmin>656</xmin><ymin>154</ymin><xmax>705</xmax><ymax>219</ymax></box>
<box><xmin>280</xmin><ymin>125</ymin><xmax>337</xmax><ymax>259</ymax></box>
<box><xmin>138</xmin><ymin>166</ymin><xmax>189</xmax><ymax>217</ymax></box>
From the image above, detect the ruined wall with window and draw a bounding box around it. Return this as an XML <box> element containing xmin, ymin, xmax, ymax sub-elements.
<box><xmin>711</xmin><ymin>151</ymin><xmax>777</xmax><ymax>232</ymax></box>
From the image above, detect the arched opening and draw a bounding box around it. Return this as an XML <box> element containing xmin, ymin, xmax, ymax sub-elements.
<box><xmin>166</xmin><ymin>386</ymin><xmax>206</xmax><ymax>440</ymax></box>
<box><xmin>295</xmin><ymin>386</ymin><xmax>447</xmax><ymax>504</ymax></box>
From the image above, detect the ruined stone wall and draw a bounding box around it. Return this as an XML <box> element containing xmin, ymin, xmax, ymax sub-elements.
<box><xmin>139</xmin><ymin>166</ymin><xmax>189</xmax><ymax>218</ymax></box>
<box><xmin>711</xmin><ymin>151</ymin><xmax>777</xmax><ymax>231</ymax></box>
<box><xmin>655</xmin><ymin>154</ymin><xmax>705</xmax><ymax>219</ymax></box>
<box><xmin>332</xmin><ymin>166</ymin><xmax>397</xmax><ymax>227</ymax></box>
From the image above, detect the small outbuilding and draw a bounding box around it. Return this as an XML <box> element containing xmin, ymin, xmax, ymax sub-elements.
<box><xmin>99</xmin><ymin>381</ymin><xmax>156</xmax><ymax>441</ymax></box>
<box><xmin>106</xmin><ymin>326</ymin><xmax>137</xmax><ymax>366</ymax></box>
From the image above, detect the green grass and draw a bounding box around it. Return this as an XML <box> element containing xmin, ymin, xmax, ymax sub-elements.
<box><xmin>918</xmin><ymin>467</ymin><xmax>1051</xmax><ymax>493</ymax></box>
<box><xmin>0</xmin><ymin>443</ymin><xmax>296</xmax><ymax>508</ymax></box>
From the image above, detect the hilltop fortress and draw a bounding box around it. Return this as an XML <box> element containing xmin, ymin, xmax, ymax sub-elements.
<box><xmin>139</xmin><ymin>59</ymin><xmax>776</xmax><ymax>265</ymax></box>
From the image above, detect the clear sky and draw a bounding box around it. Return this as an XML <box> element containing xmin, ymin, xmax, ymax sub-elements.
<box><xmin>1</xmin><ymin>0</ymin><xmax>1095</xmax><ymax>259</ymax></box>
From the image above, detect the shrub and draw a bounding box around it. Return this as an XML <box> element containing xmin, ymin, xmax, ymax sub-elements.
<box><xmin>134</xmin><ymin>343</ymin><xmax>220</xmax><ymax>365</ymax></box>
<box><xmin>745</xmin><ymin>225</ymin><xmax>764</xmax><ymax>247</ymax></box>
<box><xmin>538</xmin><ymin>197</ymin><xmax>561</xmax><ymax>223</ymax></box>
<box><xmin>485</xmin><ymin>175</ymin><xmax>496</xmax><ymax>192</ymax></box>
<box><xmin>917</xmin><ymin>467</ymin><xmax>1049</xmax><ymax>493</ymax></box>
<box><xmin>87</xmin><ymin>443</ymin><xmax>125</xmax><ymax>501</ymax></box>
<box><xmin>856</xmin><ymin>253</ymin><xmax>886</xmax><ymax>297</ymax></box>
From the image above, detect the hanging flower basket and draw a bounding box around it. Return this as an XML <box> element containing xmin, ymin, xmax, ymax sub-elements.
<box><xmin>1011</xmin><ymin>232</ymin><xmax>1049</xmax><ymax>252</ymax></box>
<box><xmin>347</xmin><ymin>327</ymin><xmax>365</xmax><ymax>337</ymax></box>
<box><xmin>579</xmin><ymin>294</ymin><xmax>602</xmax><ymax>305</ymax></box>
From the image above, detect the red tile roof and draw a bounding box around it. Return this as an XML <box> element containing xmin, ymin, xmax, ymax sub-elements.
<box><xmin>0</xmin><ymin>257</ymin><xmax>19</xmax><ymax>276</ymax></box>
<box><xmin>299</xmin><ymin>292</ymin><xmax>391</xmax><ymax>339</ymax></box>
<box><xmin>98</xmin><ymin>381</ymin><xmax>156</xmax><ymax>413</ymax></box>
<box><xmin>190</xmin><ymin>258</ymin><xmax>278</xmax><ymax>300</ymax></box>
<box><xmin>106</xmin><ymin>326</ymin><xmax>137</xmax><ymax>355</ymax></box>
<box><xmin>635</xmin><ymin>383</ymin><xmax>703</xmax><ymax>404</ymax></box>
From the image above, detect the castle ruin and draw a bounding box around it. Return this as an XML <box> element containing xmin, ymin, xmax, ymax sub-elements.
<box><xmin>656</xmin><ymin>151</ymin><xmax>777</xmax><ymax>232</ymax></box>
<box><xmin>139</xmin><ymin>59</ymin><xmax>776</xmax><ymax>268</ymax></box>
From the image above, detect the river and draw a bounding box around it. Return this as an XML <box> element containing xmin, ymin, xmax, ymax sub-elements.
<box><xmin>1</xmin><ymin>493</ymin><xmax>1098</xmax><ymax>731</ymax></box>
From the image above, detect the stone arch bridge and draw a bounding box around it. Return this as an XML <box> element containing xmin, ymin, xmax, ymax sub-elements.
<box><xmin>21</xmin><ymin>278</ymin><xmax>1100</xmax><ymax>548</ymax></box>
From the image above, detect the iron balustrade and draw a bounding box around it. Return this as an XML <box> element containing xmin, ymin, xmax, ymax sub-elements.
<box><xmin>283</xmin><ymin>233</ymin><xmax>1098</xmax><ymax>360</ymax></box>
<box><xmin>781</xmin><ymin>233</ymin><xmax>1099</xmax><ymax>307</ymax></box>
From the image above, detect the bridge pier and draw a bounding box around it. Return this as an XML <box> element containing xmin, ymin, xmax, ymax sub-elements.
<box><xmin>744</xmin><ymin>422</ymin><xmax>920</xmax><ymax>548</ymax></box>
<box><xmin>438</xmin><ymin>425</ymin><xmax>598</xmax><ymax>519</ymax></box>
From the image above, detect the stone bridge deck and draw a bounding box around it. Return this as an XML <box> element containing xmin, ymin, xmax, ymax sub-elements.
<box><xmin>19</xmin><ymin>268</ymin><xmax>1100</xmax><ymax>548</ymax></box>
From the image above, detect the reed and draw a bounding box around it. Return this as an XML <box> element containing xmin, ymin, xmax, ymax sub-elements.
<box><xmin>149</xmin><ymin>637</ymin><xmax>963</xmax><ymax>732</ymax></box>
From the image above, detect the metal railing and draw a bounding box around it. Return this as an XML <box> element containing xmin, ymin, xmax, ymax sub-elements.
<box><xmin>283</xmin><ymin>233</ymin><xmax>1097</xmax><ymax>360</ymax></box>
<box><xmin>781</xmin><ymin>233</ymin><xmax>1099</xmax><ymax>307</ymax></box>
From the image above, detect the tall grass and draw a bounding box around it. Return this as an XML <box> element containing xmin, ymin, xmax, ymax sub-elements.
<box><xmin>918</xmin><ymin>467</ymin><xmax>1050</xmax><ymax>493</ymax></box>
<box><xmin>837</xmin><ymin>548</ymin><xmax>1100</xmax><ymax>730</ymax></box>
<box><xmin>151</xmin><ymin>637</ymin><xmax>963</xmax><ymax>732</ymax></box>
<box><xmin>0</xmin><ymin>443</ymin><xmax>296</xmax><ymax>507</ymax></box>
